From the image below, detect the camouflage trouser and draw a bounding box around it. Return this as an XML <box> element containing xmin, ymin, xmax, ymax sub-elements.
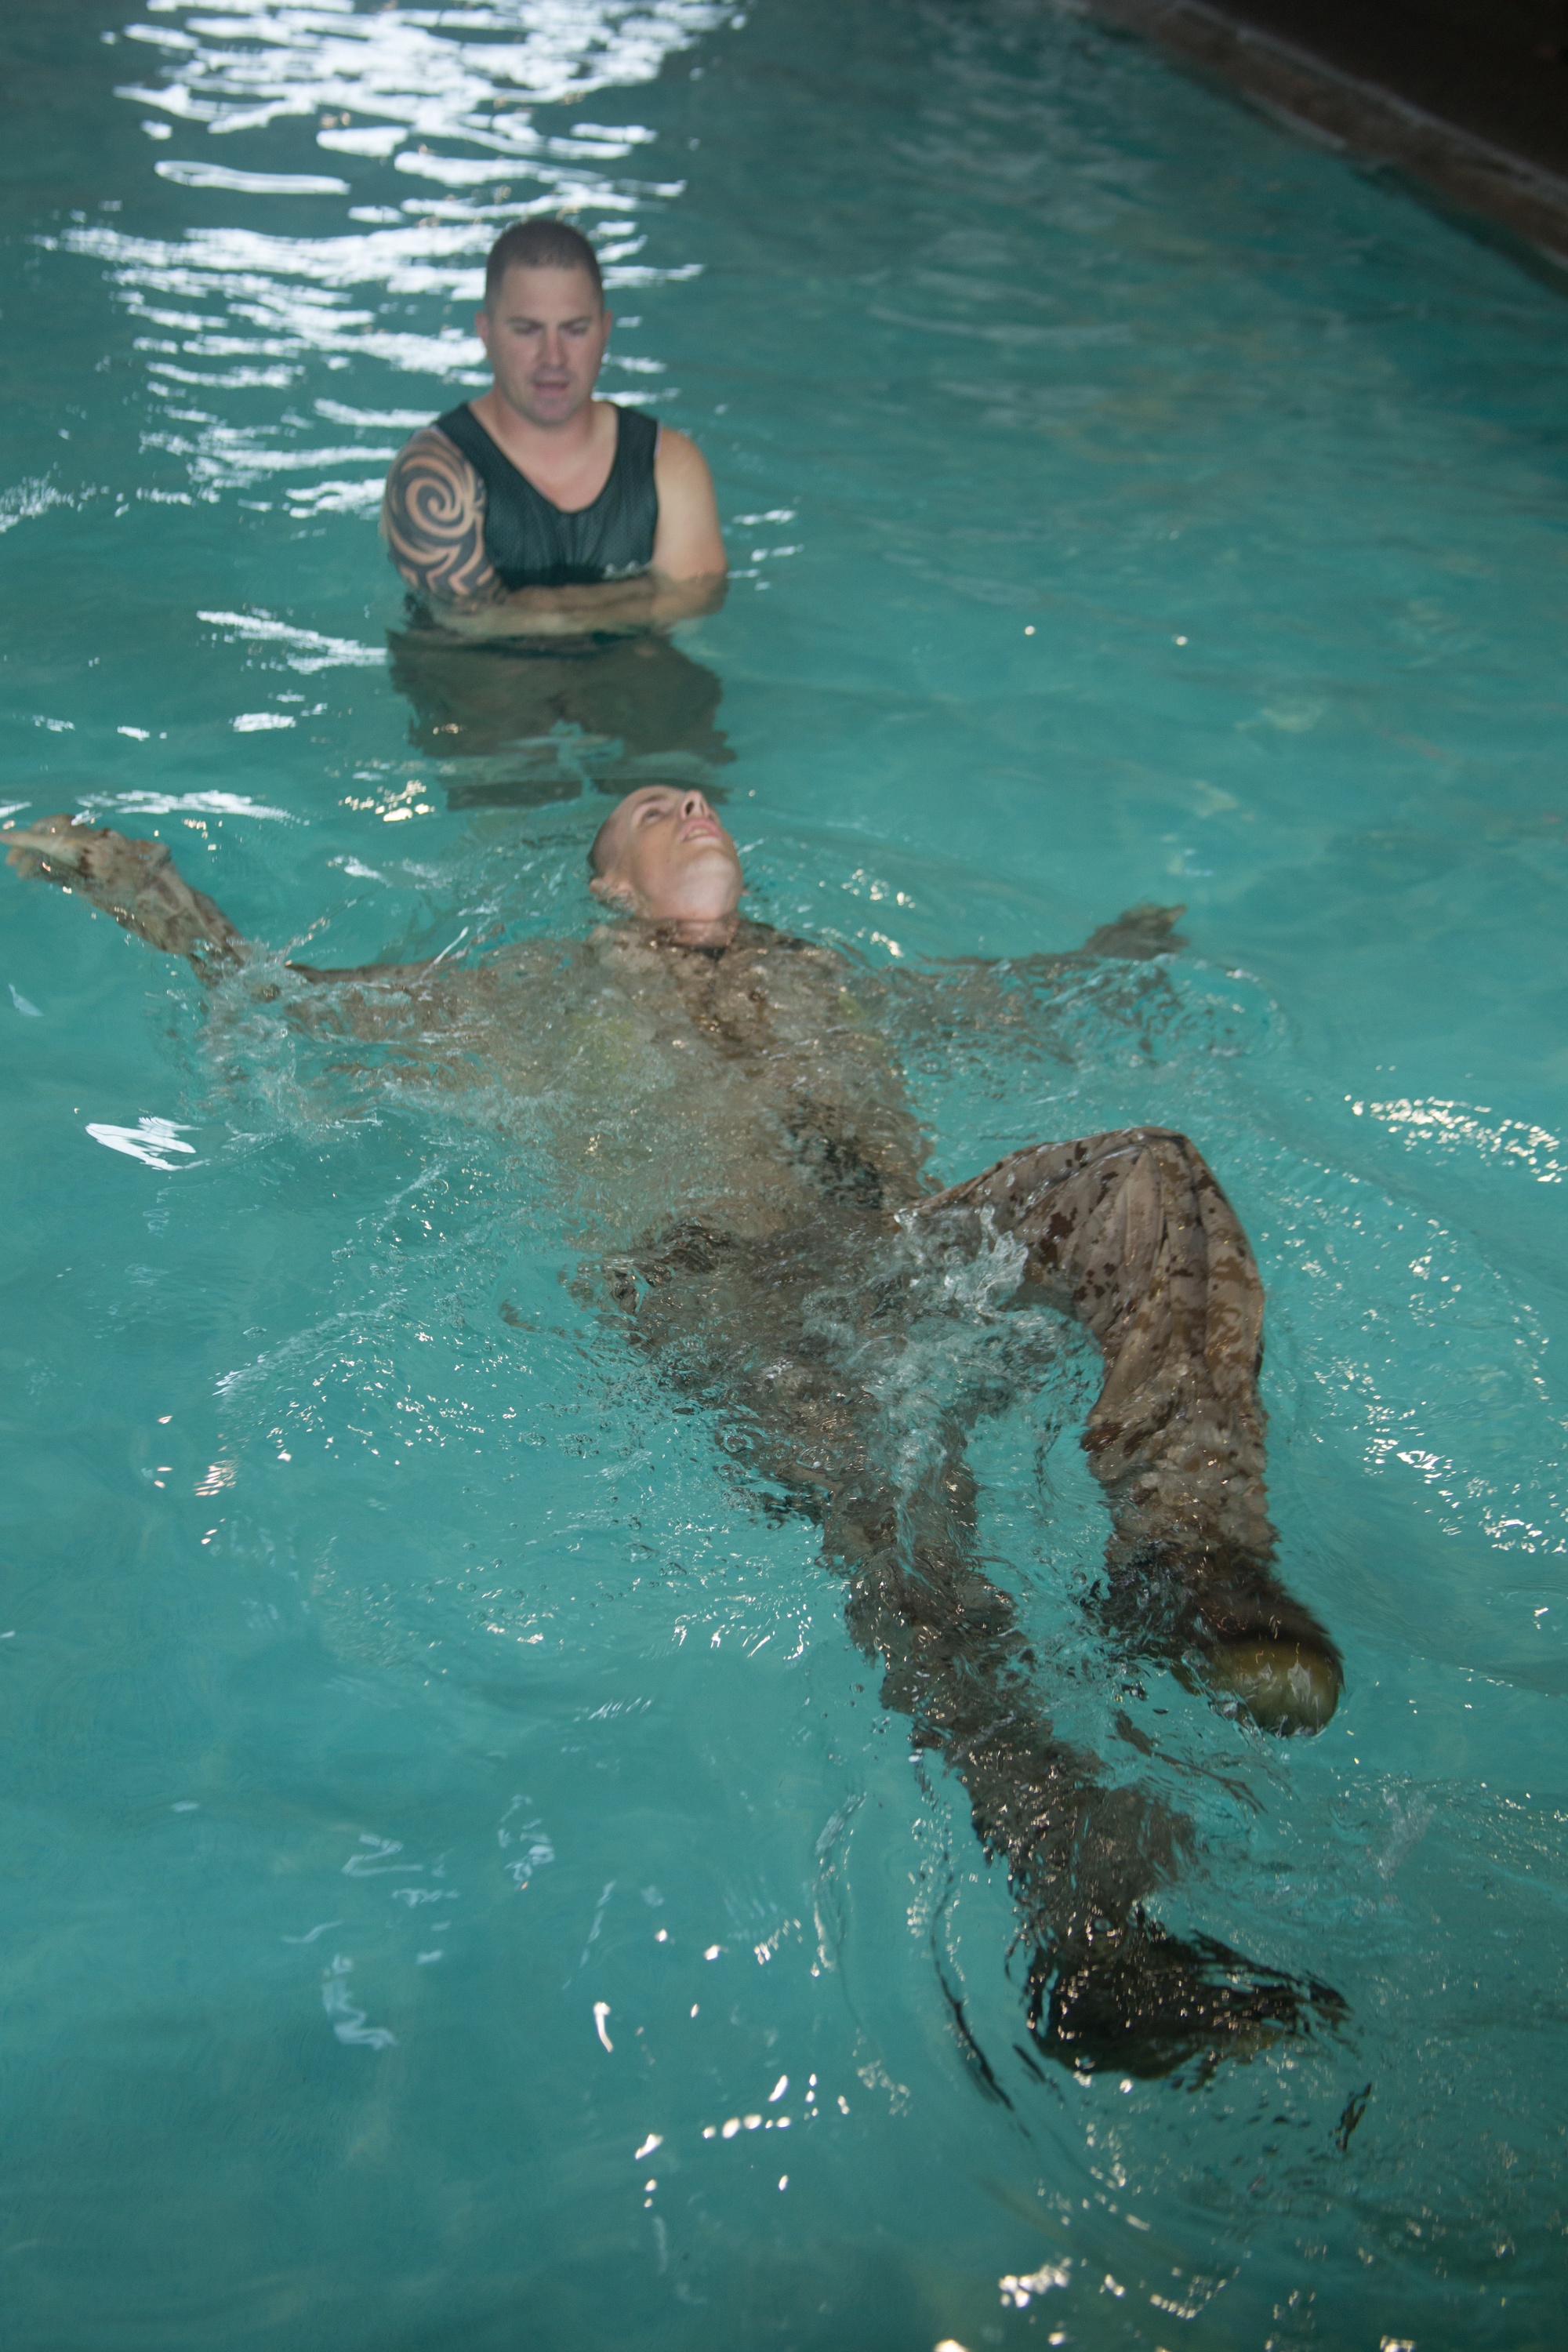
<box><xmin>919</xmin><ymin>1127</ymin><xmax>1339</xmax><ymax>1668</ymax></box>
<box><xmin>616</xmin><ymin>1126</ymin><xmax>1337</xmax><ymax>1686</ymax></box>
<box><xmin>604</xmin><ymin>1128</ymin><xmax>1343</xmax><ymax>2071</ymax></box>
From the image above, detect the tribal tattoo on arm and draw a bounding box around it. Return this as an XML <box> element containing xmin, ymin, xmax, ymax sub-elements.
<box><xmin>380</xmin><ymin>428</ymin><xmax>502</xmax><ymax>605</ymax></box>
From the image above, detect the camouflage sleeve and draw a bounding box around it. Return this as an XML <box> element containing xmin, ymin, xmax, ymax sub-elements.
<box><xmin>380</xmin><ymin>426</ymin><xmax>502</xmax><ymax>605</ymax></box>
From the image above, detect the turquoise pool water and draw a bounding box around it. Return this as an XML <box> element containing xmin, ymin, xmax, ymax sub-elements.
<box><xmin>3</xmin><ymin>2</ymin><xmax>1567</xmax><ymax>2345</ymax></box>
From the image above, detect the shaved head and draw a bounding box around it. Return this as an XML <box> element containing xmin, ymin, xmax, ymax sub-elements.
<box><xmin>587</xmin><ymin>785</ymin><xmax>743</xmax><ymax>939</ymax></box>
<box><xmin>485</xmin><ymin>216</ymin><xmax>603</xmax><ymax>311</ymax></box>
<box><xmin>588</xmin><ymin>811</ymin><xmax>619</xmax><ymax>878</ymax></box>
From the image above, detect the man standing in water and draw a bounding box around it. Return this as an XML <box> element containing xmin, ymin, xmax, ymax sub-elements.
<box><xmin>381</xmin><ymin>218</ymin><xmax>728</xmax><ymax>637</ymax></box>
<box><xmin>5</xmin><ymin>793</ymin><xmax>1345</xmax><ymax>2076</ymax></box>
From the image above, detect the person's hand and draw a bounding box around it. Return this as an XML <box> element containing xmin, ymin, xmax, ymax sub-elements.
<box><xmin>4</xmin><ymin>815</ymin><xmax>245</xmax><ymax>966</ymax></box>
<box><xmin>5</xmin><ymin>811</ymin><xmax>99</xmax><ymax>880</ymax></box>
<box><xmin>1080</xmin><ymin>903</ymin><xmax>1187</xmax><ymax>961</ymax></box>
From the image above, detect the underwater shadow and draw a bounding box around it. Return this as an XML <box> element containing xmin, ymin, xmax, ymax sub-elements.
<box><xmin>388</xmin><ymin>616</ymin><xmax>735</xmax><ymax>811</ymax></box>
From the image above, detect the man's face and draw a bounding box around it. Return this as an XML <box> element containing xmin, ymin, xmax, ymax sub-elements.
<box><xmin>590</xmin><ymin>788</ymin><xmax>744</xmax><ymax>927</ymax></box>
<box><xmin>476</xmin><ymin>263</ymin><xmax>612</xmax><ymax>429</ymax></box>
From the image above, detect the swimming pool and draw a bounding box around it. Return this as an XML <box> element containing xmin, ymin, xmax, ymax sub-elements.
<box><xmin>2</xmin><ymin>1</ymin><xmax>1566</xmax><ymax>2344</ymax></box>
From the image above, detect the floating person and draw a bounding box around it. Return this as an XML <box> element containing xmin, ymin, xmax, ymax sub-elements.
<box><xmin>5</xmin><ymin>799</ymin><xmax>1345</xmax><ymax>2078</ymax></box>
<box><xmin>381</xmin><ymin>218</ymin><xmax>732</xmax><ymax>803</ymax></box>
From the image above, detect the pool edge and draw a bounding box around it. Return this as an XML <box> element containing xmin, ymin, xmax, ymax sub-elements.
<box><xmin>1083</xmin><ymin>0</ymin><xmax>1568</xmax><ymax>288</ymax></box>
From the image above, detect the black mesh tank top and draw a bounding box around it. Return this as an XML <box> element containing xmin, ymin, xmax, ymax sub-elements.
<box><xmin>434</xmin><ymin>401</ymin><xmax>658</xmax><ymax>590</ymax></box>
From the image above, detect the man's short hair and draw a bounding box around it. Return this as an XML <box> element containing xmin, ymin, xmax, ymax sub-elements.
<box><xmin>587</xmin><ymin>811</ymin><xmax>618</xmax><ymax>878</ymax></box>
<box><xmin>485</xmin><ymin>218</ymin><xmax>604</xmax><ymax>310</ymax></box>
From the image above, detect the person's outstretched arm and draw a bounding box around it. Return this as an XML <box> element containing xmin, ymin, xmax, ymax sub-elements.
<box><xmin>948</xmin><ymin>900</ymin><xmax>1188</xmax><ymax>979</ymax></box>
<box><xmin>5</xmin><ymin>816</ymin><xmax>447</xmax><ymax>1004</ymax></box>
<box><xmin>5</xmin><ymin>815</ymin><xmax>249</xmax><ymax>977</ymax></box>
<box><xmin>6</xmin><ymin>818</ymin><xmax>579</xmax><ymax>1117</ymax></box>
<box><xmin>868</xmin><ymin>904</ymin><xmax>1190</xmax><ymax>1067</ymax></box>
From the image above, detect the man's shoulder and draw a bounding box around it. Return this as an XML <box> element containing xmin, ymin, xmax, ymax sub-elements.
<box><xmin>380</xmin><ymin>421</ymin><xmax>492</xmax><ymax>595</ymax></box>
<box><xmin>388</xmin><ymin>420</ymin><xmax>472</xmax><ymax>478</ymax></box>
<box><xmin>652</xmin><ymin>422</ymin><xmax>712</xmax><ymax>481</ymax></box>
<box><xmin>648</xmin><ymin>423</ymin><xmax>724</xmax><ymax>576</ymax></box>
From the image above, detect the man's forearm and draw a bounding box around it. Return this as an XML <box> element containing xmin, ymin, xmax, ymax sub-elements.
<box><xmin>433</xmin><ymin>568</ymin><xmax>727</xmax><ymax>641</ymax></box>
<box><xmin>4</xmin><ymin>819</ymin><xmax>464</xmax><ymax>1065</ymax></box>
<box><xmin>4</xmin><ymin>818</ymin><xmax>248</xmax><ymax>975</ymax></box>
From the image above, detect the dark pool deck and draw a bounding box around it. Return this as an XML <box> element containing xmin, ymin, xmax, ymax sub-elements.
<box><xmin>1094</xmin><ymin>0</ymin><xmax>1568</xmax><ymax>278</ymax></box>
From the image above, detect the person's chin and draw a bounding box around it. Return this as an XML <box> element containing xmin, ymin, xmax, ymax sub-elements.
<box><xmin>657</xmin><ymin>877</ymin><xmax>742</xmax><ymax>923</ymax></box>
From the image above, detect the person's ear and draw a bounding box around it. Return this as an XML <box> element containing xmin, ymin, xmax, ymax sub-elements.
<box><xmin>475</xmin><ymin>307</ymin><xmax>492</xmax><ymax>354</ymax></box>
<box><xmin>590</xmin><ymin>873</ymin><xmax>637</xmax><ymax>911</ymax></box>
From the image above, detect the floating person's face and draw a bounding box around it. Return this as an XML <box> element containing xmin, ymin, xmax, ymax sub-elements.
<box><xmin>476</xmin><ymin>263</ymin><xmax>613</xmax><ymax>429</ymax></box>
<box><xmin>589</xmin><ymin>787</ymin><xmax>744</xmax><ymax>927</ymax></box>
